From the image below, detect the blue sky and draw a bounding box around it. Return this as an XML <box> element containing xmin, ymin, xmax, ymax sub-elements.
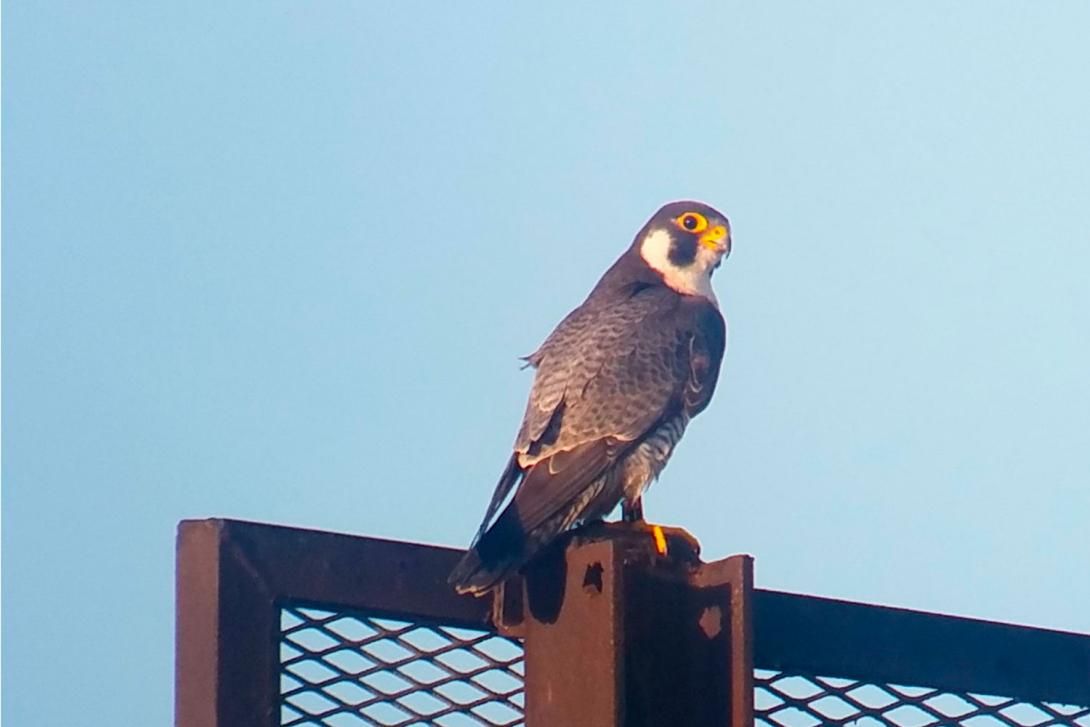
<box><xmin>5</xmin><ymin>2</ymin><xmax>1090</xmax><ymax>725</ymax></box>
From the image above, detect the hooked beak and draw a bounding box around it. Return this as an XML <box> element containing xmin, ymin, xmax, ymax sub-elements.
<box><xmin>698</xmin><ymin>224</ymin><xmax>731</xmax><ymax>257</ymax></box>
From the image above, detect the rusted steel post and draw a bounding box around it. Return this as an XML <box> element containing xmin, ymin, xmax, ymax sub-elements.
<box><xmin>496</xmin><ymin>525</ymin><xmax>754</xmax><ymax>727</ymax></box>
<box><xmin>175</xmin><ymin>520</ymin><xmax>280</xmax><ymax>727</ymax></box>
<box><xmin>176</xmin><ymin>520</ymin><xmax>223</xmax><ymax>727</ymax></box>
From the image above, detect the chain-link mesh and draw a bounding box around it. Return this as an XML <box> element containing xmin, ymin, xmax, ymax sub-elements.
<box><xmin>280</xmin><ymin>607</ymin><xmax>524</xmax><ymax>727</ymax></box>
<box><xmin>755</xmin><ymin>670</ymin><xmax>1090</xmax><ymax>727</ymax></box>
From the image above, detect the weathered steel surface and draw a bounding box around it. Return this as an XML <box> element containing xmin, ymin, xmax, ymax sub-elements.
<box><xmin>175</xmin><ymin>518</ymin><xmax>494</xmax><ymax>727</ymax></box>
<box><xmin>754</xmin><ymin>588</ymin><xmax>1090</xmax><ymax>707</ymax></box>
<box><xmin>694</xmin><ymin>554</ymin><xmax>754</xmax><ymax>726</ymax></box>
<box><xmin>175</xmin><ymin>519</ymin><xmax>221</xmax><ymax>727</ymax></box>
<box><xmin>518</xmin><ymin>525</ymin><xmax>754</xmax><ymax>727</ymax></box>
<box><xmin>523</xmin><ymin>538</ymin><xmax>625</xmax><ymax>725</ymax></box>
<box><xmin>176</xmin><ymin>517</ymin><xmax>1090</xmax><ymax>727</ymax></box>
<box><xmin>175</xmin><ymin>519</ymin><xmax>278</xmax><ymax>727</ymax></box>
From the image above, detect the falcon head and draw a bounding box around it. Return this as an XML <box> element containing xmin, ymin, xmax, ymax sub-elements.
<box><xmin>636</xmin><ymin>200</ymin><xmax>731</xmax><ymax>302</ymax></box>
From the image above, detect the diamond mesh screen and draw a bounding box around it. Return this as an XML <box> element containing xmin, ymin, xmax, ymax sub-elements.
<box><xmin>280</xmin><ymin>607</ymin><xmax>525</xmax><ymax>727</ymax></box>
<box><xmin>755</xmin><ymin>670</ymin><xmax>1090</xmax><ymax>727</ymax></box>
<box><xmin>279</xmin><ymin>606</ymin><xmax>1088</xmax><ymax>727</ymax></box>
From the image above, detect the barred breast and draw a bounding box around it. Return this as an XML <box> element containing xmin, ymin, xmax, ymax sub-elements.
<box><xmin>620</xmin><ymin>414</ymin><xmax>690</xmax><ymax>505</ymax></box>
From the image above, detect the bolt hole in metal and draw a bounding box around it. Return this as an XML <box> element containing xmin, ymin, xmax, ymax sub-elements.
<box><xmin>582</xmin><ymin>562</ymin><xmax>604</xmax><ymax>593</ymax></box>
<box><xmin>699</xmin><ymin>605</ymin><xmax>723</xmax><ymax>639</ymax></box>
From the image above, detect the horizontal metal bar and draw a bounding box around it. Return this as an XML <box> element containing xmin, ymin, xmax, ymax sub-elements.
<box><xmin>197</xmin><ymin>518</ymin><xmax>492</xmax><ymax>629</ymax></box>
<box><xmin>179</xmin><ymin>518</ymin><xmax>1090</xmax><ymax>716</ymax></box>
<box><xmin>753</xmin><ymin>588</ymin><xmax>1090</xmax><ymax>706</ymax></box>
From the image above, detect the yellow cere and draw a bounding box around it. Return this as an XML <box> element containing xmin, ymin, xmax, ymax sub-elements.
<box><xmin>652</xmin><ymin>525</ymin><xmax>668</xmax><ymax>556</ymax></box>
<box><xmin>698</xmin><ymin>224</ymin><xmax>728</xmax><ymax>251</ymax></box>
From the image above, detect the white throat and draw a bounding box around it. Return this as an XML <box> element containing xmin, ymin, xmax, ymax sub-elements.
<box><xmin>638</xmin><ymin>228</ymin><xmax>719</xmax><ymax>305</ymax></box>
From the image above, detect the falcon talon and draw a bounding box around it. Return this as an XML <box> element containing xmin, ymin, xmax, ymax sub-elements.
<box><xmin>450</xmin><ymin>201</ymin><xmax>732</xmax><ymax>595</ymax></box>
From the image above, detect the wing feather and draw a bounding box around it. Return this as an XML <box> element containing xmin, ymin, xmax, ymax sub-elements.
<box><xmin>451</xmin><ymin>286</ymin><xmax>726</xmax><ymax>594</ymax></box>
<box><xmin>509</xmin><ymin>439</ymin><xmax>617</xmax><ymax>536</ymax></box>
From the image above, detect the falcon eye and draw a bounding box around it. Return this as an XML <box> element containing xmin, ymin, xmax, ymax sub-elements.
<box><xmin>676</xmin><ymin>212</ymin><xmax>708</xmax><ymax>233</ymax></box>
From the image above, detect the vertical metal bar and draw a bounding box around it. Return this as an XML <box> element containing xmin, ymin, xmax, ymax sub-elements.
<box><xmin>523</xmin><ymin>539</ymin><xmax>625</xmax><ymax>726</ymax></box>
<box><xmin>176</xmin><ymin>519</ymin><xmax>222</xmax><ymax>727</ymax></box>
<box><xmin>520</xmin><ymin>528</ymin><xmax>755</xmax><ymax>727</ymax></box>
<box><xmin>175</xmin><ymin>519</ymin><xmax>280</xmax><ymax>727</ymax></box>
<box><xmin>623</xmin><ymin>551</ymin><xmax>753</xmax><ymax>727</ymax></box>
<box><xmin>728</xmin><ymin>556</ymin><xmax>755</xmax><ymax>727</ymax></box>
<box><xmin>695</xmin><ymin>555</ymin><xmax>755</xmax><ymax>727</ymax></box>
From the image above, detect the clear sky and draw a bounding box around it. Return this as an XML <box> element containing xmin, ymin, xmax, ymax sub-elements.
<box><xmin>5</xmin><ymin>2</ymin><xmax>1090</xmax><ymax>725</ymax></box>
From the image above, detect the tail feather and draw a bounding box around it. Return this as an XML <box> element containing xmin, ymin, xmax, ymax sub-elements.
<box><xmin>449</xmin><ymin>505</ymin><xmax>537</xmax><ymax>595</ymax></box>
<box><xmin>449</xmin><ymin>492</ymin><xmax>610</xmax><ymax>595</ymax></box>
<box><xmin>449</xmin><ymin>465</ymin><xmax>618</xmax><ymax>595</ymax></box>
<box><xmin>449</xmin><ymin>456</ymin><xmax>528</xmax><ymax>595</ymax></box>
<box><xmin>470</xmin><ymin>454</ymin><xmax>522</xmax><ymax>546</ymax></box>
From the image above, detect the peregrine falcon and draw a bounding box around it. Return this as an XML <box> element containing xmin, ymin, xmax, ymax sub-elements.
<box><xmin>449</xmin><ymin>201</ymin><xmax>731</xmax><ymax>595</ymax></box>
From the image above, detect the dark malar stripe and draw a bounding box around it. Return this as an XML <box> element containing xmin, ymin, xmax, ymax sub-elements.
<box><xmin>667</xmin><ymin>236</ymin><xmax>699</xmax><ymax>267</ymax></box>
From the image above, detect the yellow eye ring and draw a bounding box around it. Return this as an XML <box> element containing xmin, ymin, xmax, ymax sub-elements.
<box><xmin>675</xmin><ymin>212</ymin><xmax>709</xmax><ymax>234</ymax></box>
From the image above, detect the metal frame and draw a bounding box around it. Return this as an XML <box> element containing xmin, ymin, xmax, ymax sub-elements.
<box><xmin>176</xmin><ymin>518</ymin><xmax>1090</xmax><ymax>727</ymax></box>
<box><xmin>754</xmin><ymin>589</ymin><xmax>1090</xmax><ymax>707</ymax></box>
<box><xmin>175</xmin><ymin>519</ymin><xmax>491</xmax><ymax>727</ymax></box>
<box><xmin>493</xmin><ymin>528</ymin><xmax>754</xmax><ymax>726</ymax></box>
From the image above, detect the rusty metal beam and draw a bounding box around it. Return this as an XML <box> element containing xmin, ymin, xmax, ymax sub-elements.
<box><xmin>174</xmin><ymin>518</ymin><xmax>495</xmax><ymax>727</ymax></box>
<box><xmin>754</xmin><ymin>588</ymin><xmax>1090</xmax><ymax>707</ymax></box>
<box><xmin>695</xmin><ymin>553</ymin><xmax>754</xmax><ymax>726</ymax></box>
<box><xmin>523</xmin><ymin>538</ymin><xmax>624</xmax><ymax>724</ymax></box>
<box><xmin>205</xmin><ymin>518</ymin><xmax>490</xmax><ymax>627</ymax></box>
<box><xmin>175</xmin><ymin>519</ymin><xmax>220</xmax><ymax>727</ymax></box>
<box><xmin>512</xmin><ymin>525</ymin><xmax>754</xmax><ymax>727</ymax></box>
<box><xmin>177</xmin><ymin>517</ymin><xmax>1090</xmax><ymax>727</ymax></box>
<box><xmin>175</xmin><ymin>519</ymin><xmax>278</xmax><ymax>727</ymax></box>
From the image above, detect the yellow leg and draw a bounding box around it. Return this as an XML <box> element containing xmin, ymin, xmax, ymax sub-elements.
<box><xmin>651</xmin><ymin>524</ymin><xmax>668</xmax><ymax>556</ymax></box>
